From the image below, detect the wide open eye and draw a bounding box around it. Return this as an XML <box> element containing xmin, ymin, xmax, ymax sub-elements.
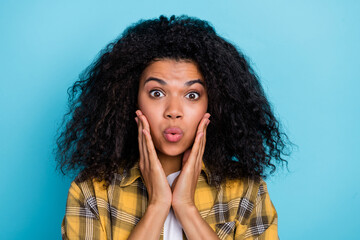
<box><xmin>149</xmin><ymin>90</ymin><xmax>165</xmax><ymax>98</ymax></box>
<box><xmin>185</xmin><ymin>92</ymin><xmax>200</xmax><ymax>100</ymax></box>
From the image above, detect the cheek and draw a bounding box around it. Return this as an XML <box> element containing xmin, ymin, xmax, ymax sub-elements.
<box><xmin>138</xmin><ymin>94</ymin><xmax>155</xmax><ymax>120</ymax></box>
<box><xmin>186</xmin><ymin>107</ymin><xmax>207</xmax><ymax>131</ymax></box>
<box><xmin>138</xmin><ymin>102</ymin><xmax>162</xmax><ymax>133</ymax></box>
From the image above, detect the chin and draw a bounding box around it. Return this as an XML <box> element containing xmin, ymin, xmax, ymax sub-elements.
<box><xmin>157</xmin><ymin>145</ymin><xmax>187</xmax><ymax>157</ymax></box>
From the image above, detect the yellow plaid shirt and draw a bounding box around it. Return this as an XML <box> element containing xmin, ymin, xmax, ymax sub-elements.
<box><xmin>61</xmin><ymin>162</ymin><xmax>279</xmax><ymax>240</ymax></box>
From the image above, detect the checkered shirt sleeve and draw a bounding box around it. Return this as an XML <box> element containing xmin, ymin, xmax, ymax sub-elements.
<box><xmin>234</xmin><ymin>179</ymin><xmax>278</xmax><ymax>240</ymax></box>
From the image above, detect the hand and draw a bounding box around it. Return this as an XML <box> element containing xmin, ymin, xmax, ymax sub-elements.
<box><xmin>135</xmin><ymin>110</ymin><xmax>172</xmax><ymax>209</ymax></box>
<box><xmin>171</xmin><ymin>113</ymin><xmax>210</xmax><ymax>209</ymax></box>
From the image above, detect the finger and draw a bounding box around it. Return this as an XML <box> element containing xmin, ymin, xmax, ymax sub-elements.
<box><xmin>139</xmin><ymin>111</ymin><xmax>151</xmax><ymax>132</ymax></box>
<box><xmin>197</xmin><ymin>119</ymin><xmax>209</xmax><ymax>170</ymax></box>
<box><xmin>136</xmin><ymin>115</ymin><xmax>145</xmax><ymax>170</ymax></box>
<box><xmin>196</xmin><ymin>124</ymin><xmax>206</xmax><ymax>170</ymax></box>
<box><xmin>187</xmin><ymin>116</ymin><xmax>208</xmax><ymax>170</ymax></box>
<box><xmin>197</xmin><ymin>125</ymin><xmax>204</xmax><ymax>162</ymax></box>
<box><xmin>138</xmin><ymin>113</ymin><xmax>155</xmax><ymax>167</ymax></box>
<box><xmin>185</xmin><ymin>116</ymin><xmax>208</xmax><ymax>168</ymax></box>
<box><xmin>137</xmin><ymin>110</ymin><xmax>151</xmax><ymax>132</ymax></box>
<box><xmin>139</xmin><ymin>115</ymin><xmax>150</xmax><ymax>169</ymax></box>
<box><xmin>136</xmin><ymin>110</ymin><xmax>149</xmax><ymax>170</ymax></box>
<box><xmin>142</xmin><ymin>128</ymin><xmax>159</xmax><ymax>166</ymax></box>
<box><xmin>197</xmin><ymin>113</ymin><xmax>210</xmax><ymax>157</ymax></box>
<box><xmin>186</xmin><ymin>130</ymin><xmax>204</xmax><ymax>167</ymax></box>
<box><xmin>197</xmin><ymin>118</ymin><xmax>208</xmax><ymax>158</ymax></box>
<box><xmin>202</xmin><ymin>120</ymin><xmax>209</xmax><ymax>155</ymax></box>
<box><xmin>196</xmin><ymin>136</ymin><xmax>204</xmax><ymax>172</ymax></box>
<box><xmin>197</xmin><ymin>113</ymin><xmax>210</xmax><ymax>135</ymax></box>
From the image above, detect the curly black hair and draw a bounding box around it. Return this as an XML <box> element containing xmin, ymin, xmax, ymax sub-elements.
<box><xmin>55</xmin><ymin>15</ymin><xmax>291</xmax><ymax>187</ymax></box>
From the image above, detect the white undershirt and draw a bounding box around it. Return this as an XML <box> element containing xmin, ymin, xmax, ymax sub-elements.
<box><xmin>164</xmin><ymin>171</ymin><xmax>183</xmax><ymax>240</ymax></box>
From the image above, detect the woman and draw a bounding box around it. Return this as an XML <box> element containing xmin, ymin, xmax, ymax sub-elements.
<box><xmin>57</xmin><ymin>15</ymin><xmax>290</xmax><ymax>239</ymax></box>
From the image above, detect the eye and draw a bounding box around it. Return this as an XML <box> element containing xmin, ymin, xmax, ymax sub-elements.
<box><xmin>185</xmin><ymin>92</ymin><xmax>200</xmax><ymax>100</ymax></box>
<box><xmin>149</xmin><ymin>90</ymin><xmax>165</xmax><ymax>98</ymax></box>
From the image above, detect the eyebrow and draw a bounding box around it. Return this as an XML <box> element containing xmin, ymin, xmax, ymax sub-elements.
<box><xmin>144</xmin><ymin>77</ymin><xmax>205</xmax><ymax>87</ymax></box>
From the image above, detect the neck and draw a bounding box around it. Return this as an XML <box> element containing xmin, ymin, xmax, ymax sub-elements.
<box><xmin>157</xmin><ymin>151</ymin><xmax>182</xmax><ymax>176</ymax></box>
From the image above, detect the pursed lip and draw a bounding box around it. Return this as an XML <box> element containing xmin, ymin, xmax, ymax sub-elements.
<box><xmin>163</xmin><ymin>127</ymin><xmax>183</xmax><ymax>142</ymax></box>
<box><xmin>164</xmin><ymin>127</ymin><xmax>183</xmax><ymax>134</ymax></box>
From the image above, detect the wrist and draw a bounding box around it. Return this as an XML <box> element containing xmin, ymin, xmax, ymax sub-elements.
<box><xmin>172</xmin><ymin>204</ymin><xmax>220</xmax><ymax>240</ymax></box>
<box><xmin>147</xmin><ymin>201</ymin><xmax>171</xmax><ymax>214</ymax></box>
<box><xmin>172</xmin><ymin>203</ymin><xmax>198</xmax><ymax>220</ymax></box>
<box><xmin>128</xmin><ymin>201</ymin><xmax>171</xmax><ymax>240</ymax></box>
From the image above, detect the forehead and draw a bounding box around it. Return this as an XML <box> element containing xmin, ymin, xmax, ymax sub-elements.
<box><xmin>140</xmin><ymin>59</ymin><xmax>204</xmax><ymax>84</ymax></box>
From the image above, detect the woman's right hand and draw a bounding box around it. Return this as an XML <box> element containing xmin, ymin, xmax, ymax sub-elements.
<box><xmin>135</xmin><ymin>110</ymin><xmax>172</xmax><ymax>209</ymax></box>
<box><xmin>128</xmin><ymin>110</ymin><xmax>172</xmax><ymax>240</ymax></box>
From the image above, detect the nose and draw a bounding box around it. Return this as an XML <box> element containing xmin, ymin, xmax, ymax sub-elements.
<box><xmin>164</xmin><ymin>97</ymin><xmax>183</xmax><ymax>119</ymax></box>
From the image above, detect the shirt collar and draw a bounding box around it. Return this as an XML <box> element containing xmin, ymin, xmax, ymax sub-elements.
<box><xmin>119</xmin><ymin>162</ymin><xmax>142</xmax><ymax>187</ymax></box>
<box><xmin>120</xmin><ymin>161</ymin><xmax>211</xmax><ymax>187</ymax></box>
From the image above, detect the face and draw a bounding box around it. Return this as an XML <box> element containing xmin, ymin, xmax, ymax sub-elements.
<box><xmin>138</xmin><ymin>59</ymin><xmax>208</xmax><ymax>158</ymax></box>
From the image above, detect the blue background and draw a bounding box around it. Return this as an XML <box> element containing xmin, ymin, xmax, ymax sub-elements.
<box><xmin>1</xmin><ymin>0</ymin><xmax>359</xmax><ymax>239</ymax></box>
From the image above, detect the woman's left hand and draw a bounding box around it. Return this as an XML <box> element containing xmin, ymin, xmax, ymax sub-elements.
<box><xmin>171</xmin><ymin>113</ymin><xmax>210</xmax><ymax>209</ymax></box>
